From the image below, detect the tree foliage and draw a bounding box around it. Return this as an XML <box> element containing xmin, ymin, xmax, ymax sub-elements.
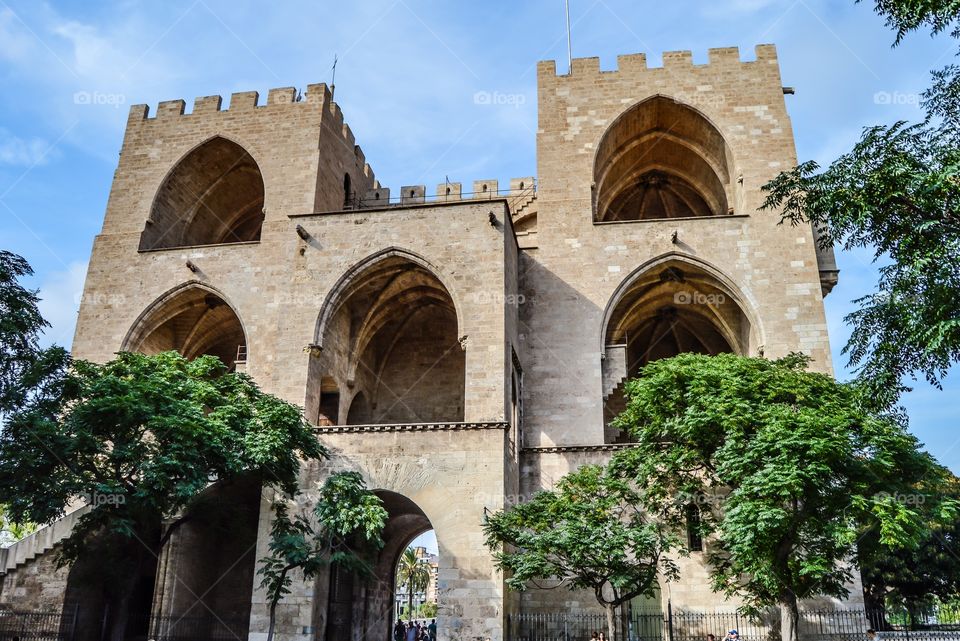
<box><xmin>0</xmin><ymin>350</ymin><xmax>325</xmax><ymax>563</ymax></box>
<box><xmin>611</xmin><ymin>353</ymin><xmax>952</xmax><ymax>641</ymax></box>
<box><xmin>858</xmin><ymin>472</ymin><xmax>960</xmax><ymax>617</ymax></box>
<box><xmin>761</xmin><ymin>2</ymin><xmax>960</xmax><ymax>408</ymax></box>
<box><xmin>483</xmin><ymin>464</ymin><xmax>679</xmax><ymax>641</ymax></box>
<box><xmin>397</xmin><ymin>547</ymin><xmax>432</xmax><ymax>619</ymax></box>
<box><xmin>0</xmin><ymin>250</ymin><xmax>68</xmax><ymax>416</ymax></box>
<box><xmin>866</xmin><ymin>0</ymin><xmax>960</xmax><ymax>41</ymax></box>
<box><xmin>0</xmin><ymin>504</ymin><xmax>37</xmax><ymax>545</ymax></box>
<box><xmin>258</xmin><ymin>471</ymin><xmax>387</xmax><ymax>641</ymax></box>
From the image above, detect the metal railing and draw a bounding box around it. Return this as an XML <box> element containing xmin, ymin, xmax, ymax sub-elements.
<box><xmin>507</xmin><ymin>608</ymin><xmax>960</xmax><ymax>641</ymax></box>
<box><xmin>143</xmin><ymin>615</ymin><xmax>250</xmax><ymax>641</ymax></box>
<box><xmin>0</xmin><ymin>607</ymin><xmax>77</xmax><ymax>641</ymax></box>
<box><xmin>342</xmin><ymin>184</ymin><xmax>537</xmax><ymax>213</ymax></box>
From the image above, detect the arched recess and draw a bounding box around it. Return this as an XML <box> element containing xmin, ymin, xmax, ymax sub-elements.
<box><xmin>123</xmin><ymin>283</ymin><xmax>248</xmax><ymax>370</ymax></box>
<box><xmin>307</xmin><ymin>249</ymin><xmax>465</xmax><ymax>425</ymax></box>
<box><xmin>140</xmin><ymin>136</ymin><xmax>265</xmax><ymax>250</ymax></box>
<box><xmin>316</xmin><ymin>490</ymin><xmax>434</xmax><ymax>641</ymax></box>
<box><xmin>150</xmin><ymin>477</ymin><xmax>262</xmax><ymax>640</ymax></box>
<box><xmin>593</xmin><ymin>95</ymin><xmax>736</xmax><ymax>222</ymax></box>
<box><xmin>600</xmin><ymin>255</ymin><xmax>760</xmax><ymax>442</ymax></box>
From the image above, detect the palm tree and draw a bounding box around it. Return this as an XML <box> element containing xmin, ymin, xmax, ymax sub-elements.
<box><xmin>396</xmin><ymin>547</ymin><xmax>431</xmax><ymax>618</ymax></box>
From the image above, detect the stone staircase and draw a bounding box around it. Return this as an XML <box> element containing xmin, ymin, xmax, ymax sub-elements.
<box><xmin>601</xmin><ymin>344</ymin><xmax>632</xmax><ymax>443</ymax></box>
<box><xmin>509</xmin><ymin>188</ymin><xmax>537</xmax><ymax>220</ymax></box>
<box><xmin>603</xmin><ymin>378</ymin><xmax>633</xmax><ymax>444</ymax></box>
<box><xmin>0</xmin><ymin>506</ymin><xmax>88</xmax><ymax>577</ymax></box>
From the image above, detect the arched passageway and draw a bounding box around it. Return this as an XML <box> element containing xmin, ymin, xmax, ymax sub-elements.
<box><xmin>140</xmin><ymin>136</ymin><xmax>265</xmax><ymax>250</ymax></box>
<box><xmin>318</xmin><ymin>491</ymin><xmax>437</xmax><ymax>641</ymax></box>
<box><xmin>151</xmin><ymin>477</ymin><xmax>262</xmax><ymax>641</ymax></box>
<box><xmin>308</xmin><ymin>252</ymin><xmax>465</xmax><ymax>425</ymax></box>
<box><xmin>124</xmin><ymin>285</ymin><xmax>247</xmax><ymax>370</ymax></box>
<box><xmin>87</xmin><ymin>287</ymin><xmax>260</xmax><ymax>638</ymax></box>
<box><xmin>601</xmin><ymin>259</ymin><xmax>756</xmax><ymax>441</ymax></box>
<box><xmin>593</xmin><ymin>96</ymin><xmax>734</xmax><ymax>222</ymax></box>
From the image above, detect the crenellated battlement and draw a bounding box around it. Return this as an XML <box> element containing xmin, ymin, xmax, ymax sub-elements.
<box><xmin>538</xmin><ymin>44</ymin><xmax>779</xmax><ymax>80</ymax></box>
<box><xmin>125</xmin><ymin>82</ymin><xmax>371</xmax><ymax>173</ymax></box>
<box><xmin>356</xmin><ymin>176</ymin><xmax>535</xmax><ymax>213</ymax></box>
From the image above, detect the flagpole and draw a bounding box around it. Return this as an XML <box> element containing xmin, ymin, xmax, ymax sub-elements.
<box><xmin>565</xmin><ymin>0</ymin><xmax>573</xmax><ymax>72</ymax></box>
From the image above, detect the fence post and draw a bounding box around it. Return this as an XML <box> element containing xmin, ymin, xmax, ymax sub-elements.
<box><xmin>69</xmin><ymin>603</ymin><xmax>80</xmax><ymax>641</ymax></box>
<box><xmin>667</xmin><ymin>601</ymin><xmax>674</xmax><ymax>641</ymax></box>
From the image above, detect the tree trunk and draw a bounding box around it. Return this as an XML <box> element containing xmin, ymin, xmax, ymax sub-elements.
<box><xmin>780</xmin><ymin>594</ymin><xmax>800</xmax><ymax>641</ymax></box>
<box><xmin>605</xmin><ymin>603</ymin><xmax>617</xmax><ymax>641</ymax></box>
<box><xmin>266</xmin><ymin>567</ymin><xmax>288</xmax><ymax>641</ymax></box>
<box><xmin>408</xmin><ymin>583</ymin><xmax>414</xmax><ymax>620</ymax></box>
<box><xmin>267</xmin><ymin>601</ymin><xmax>277</xmax><ymax>641</ymax></box>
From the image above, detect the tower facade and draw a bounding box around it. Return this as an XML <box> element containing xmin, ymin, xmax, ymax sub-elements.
<box><xmin>0</xmin><ymin>44</ymin><xmax>851</xmax><ymax>641</ymax></box>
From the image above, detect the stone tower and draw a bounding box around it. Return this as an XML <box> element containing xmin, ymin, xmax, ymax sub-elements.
<box><xmin>0</xmin><ymin>44</ymin><xmax>851</xmax><ymax>641</ymax></box>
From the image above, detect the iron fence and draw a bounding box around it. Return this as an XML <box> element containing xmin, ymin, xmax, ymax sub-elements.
<box><xmin>143</xmin><ymin>615</ymin><xmax>249</xmax><ymax>641</ymax></box>
<box><xmin>0</xmin><ymin>607</ymin><xmax>77</xmax><ymax>641</ymax></box>
<box><xmin>508</xmin><ymin>608</ymin><xmax>960</xmax><ymax>641</ymax></box>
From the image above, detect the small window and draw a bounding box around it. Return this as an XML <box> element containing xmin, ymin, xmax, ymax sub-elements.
<box><xmin>686</xmin><ymin>503</ymin><xmax>703</xmax><ymax>552</ymax></box>
<box><xmin>343</xmin><ymin>173</ymin><xmax>352</xmax><ymax>209</ymax></box>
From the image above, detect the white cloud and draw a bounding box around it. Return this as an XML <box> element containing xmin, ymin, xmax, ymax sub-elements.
<box><xmin>0</xmin><ymin>128</ymin><xmax>55</xmax><ymax>166</ymax></box>
<box><xmin>0</xmin><ymin>8</ymin><xmax>33</xmax><ymax>61</ymax></box>
<box><xmin>36</xmin><ymin>261</ymin><xmax>87</xmax><ymax>349</ymax></box>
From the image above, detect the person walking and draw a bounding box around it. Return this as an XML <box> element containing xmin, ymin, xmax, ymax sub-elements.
<box><xmin>405</xmin><ymin>621</ymin><xmax>417</xmax><ymax>641</ymax></box>
<box><xmin>428</xmin><ymin>619</ymin><xmax>437</xmax><ymax>641</ymax></box>
<box><xmin>394</xmin><ymin>618</ymin><xmax>405</xmax><ymax>641</ymax></box>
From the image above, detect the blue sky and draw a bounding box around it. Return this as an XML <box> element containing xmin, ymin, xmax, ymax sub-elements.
<box><xmin>0</xmin><ymin>0</ymin><xmax>957</xmax><ymax>477</ymax></box>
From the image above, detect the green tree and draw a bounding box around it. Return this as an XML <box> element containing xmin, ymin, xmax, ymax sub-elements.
<box><xmin>611</xmin><ymin>353</ymin><xmax>953</xmax><ymax>641</ymax></box>
<box><xmin>0</xmin><ymin>250</ymin><xmax>68</xmax><ymax>416</ymax></box>
<box><xmin>483</xmin><ymin>464</ymin><xmax>679</xmax><ymax>641</ymax></box>
<box><xmin>0</xmin><ymin>351</ymin><xmax>324</xmax><ymax>640</ymax></box>
<box><xmin>420</xmin><ymin>601</ymin><xmax>438</xmax><ymax>619</ymax></box>
<box><xmin>259</xmin><ymin>471</ymin><xmax>387</xmax><ymax>641</ymax></box>
<box><xmin>397</xmin><ymin>547</ymin><xmax>431</xmax><ymax>620</ymax></box>
<box><xmin>760</xmin><ymin>2</ymin><xmax>960</xmax><ymax>408</ymax></box>
<box><xmin>858</xmin><ymin>473</ymin><xmax>960</xmax><ymax>622</ymax></box>
<box><xmin>0</xmin><ymin>504</ymin><xmax>36</xmax><ymax>545</ymax></box>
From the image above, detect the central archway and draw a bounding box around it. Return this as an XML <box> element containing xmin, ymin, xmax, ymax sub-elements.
<box><xmin>318</xmin><ymin>490</ymin><xmax>436</xmax><ymax>641</ymax></box>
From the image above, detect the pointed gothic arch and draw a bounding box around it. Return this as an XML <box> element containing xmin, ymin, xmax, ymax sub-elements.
<box><xmin>123</xmin><ymin>282</ymin><xmax>248</xmax><ymax>369</ymax></box>
<box><xmin>307</xmin><ymin>249</ymin><xmax>465</xmax><ymax>425</ymax></box>
<box><xmin>593</xmin><ymin>95</ymin><xmax>737</xmax><ymax>222</ymax></box>
<box><xmin>140</xmin><ymin>136</ymin><xmax>265</xmax><ymax>250</ymax></box>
